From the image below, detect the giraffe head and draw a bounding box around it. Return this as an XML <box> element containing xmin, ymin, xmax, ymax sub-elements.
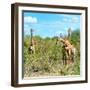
<box><xmin>56</xmin><ymin>37</ymin><xmax>65</xmax><ymax>46</ymax></box>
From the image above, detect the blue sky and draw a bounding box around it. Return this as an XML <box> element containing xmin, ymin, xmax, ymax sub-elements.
<box><xmin>23</xmin><ymin>11</ymin><xmax>81</xmax><ymax>38</ymax></box>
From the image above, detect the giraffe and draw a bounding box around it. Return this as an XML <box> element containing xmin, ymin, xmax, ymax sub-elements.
<box><xmin>57</xmin><ymin>37</ymin><xmax>76</xmax><ymax>65</ymax></box>
<box><xmin>28</xmin><ymin>29</ymin><xmax>36</xmax><ymax>54</ymax></box>
<box><xmin>28</xmin><ymin>39</ymin><xmax>36</xmax><ymax>54</ymax></box>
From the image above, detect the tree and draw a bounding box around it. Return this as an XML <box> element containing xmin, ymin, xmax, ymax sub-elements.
<box><xmin>71</xmin><ymin>29</ymin><xmax>80</xmax><ymax>45</ymax></box>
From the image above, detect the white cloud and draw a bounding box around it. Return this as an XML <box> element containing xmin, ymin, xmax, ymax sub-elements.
<box><xmin>24</xmin><ymin>24</ymin><xmax>29</xmax><ymax>28</ymax></box>
<box><xmin>62</xmin><ymin>15</ymin><xmax>71</xmax><ymax>18</ymax></box>
<box><xmin>63</xmin><ymin>16</ymin><xmax>79</xmax><ymax>23</ymax></box>
<box><xmin>63</xmin><ymin>18</ymin><xmax>68</xmax><ymax>22</ymax></box>
<box><xmin>24</xmin><ymin>16</ymin><xmax>38</xmax><ymax>24</ymax></box>
<box><xmin>72</xmin><ymin>17</ymin><xmax>79</xmax><ymax>23</ymax></box>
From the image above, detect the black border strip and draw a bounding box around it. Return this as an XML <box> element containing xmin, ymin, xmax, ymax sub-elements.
<box><xmin>14</xmin><ymin>3</ymin><xmax>87</xmax><ymax>10</ymax></box>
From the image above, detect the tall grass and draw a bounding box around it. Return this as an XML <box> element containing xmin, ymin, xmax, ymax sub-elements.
<box><xmin>24</xmin><ymin>30</ymin><xmax>80</xmax><ymax>77</ymax></box>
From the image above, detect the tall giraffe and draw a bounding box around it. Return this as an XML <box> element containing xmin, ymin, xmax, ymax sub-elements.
<box><xmin>28</xmin><ymin>29</ymin><xmax>36</xmax><ymax>54</ymax></box>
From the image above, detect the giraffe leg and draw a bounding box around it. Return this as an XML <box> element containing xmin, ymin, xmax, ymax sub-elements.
<box><xmin>62</xmin><ymin>49</ymin><xmax>67</xmax><ymax>65</ymax></box>
<box><xmin>62</xmin><ymin>51</ymin><xmax>65</xmax><ymax>65</ymax></box>
<box><xmin>64</xmin><ymin>49</ymin><xmax>67</xmax><ymax>65</ymax></box>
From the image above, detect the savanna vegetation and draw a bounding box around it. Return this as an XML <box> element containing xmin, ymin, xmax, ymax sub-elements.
<box><xmin>23</xmin><ymin>29</ymin><xmax>80</xmax><ymax>78</ymax></box>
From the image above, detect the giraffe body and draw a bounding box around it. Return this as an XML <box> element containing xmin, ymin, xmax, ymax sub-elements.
<box><xmin>58</xmin><ymin>38</ymin><xmax>76</xmax><ymax>65</ymax></box>
<box><xmin>29</xmin><ymin>39</ymin><xmax>36</xmax><ymax>54</ymax></box>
